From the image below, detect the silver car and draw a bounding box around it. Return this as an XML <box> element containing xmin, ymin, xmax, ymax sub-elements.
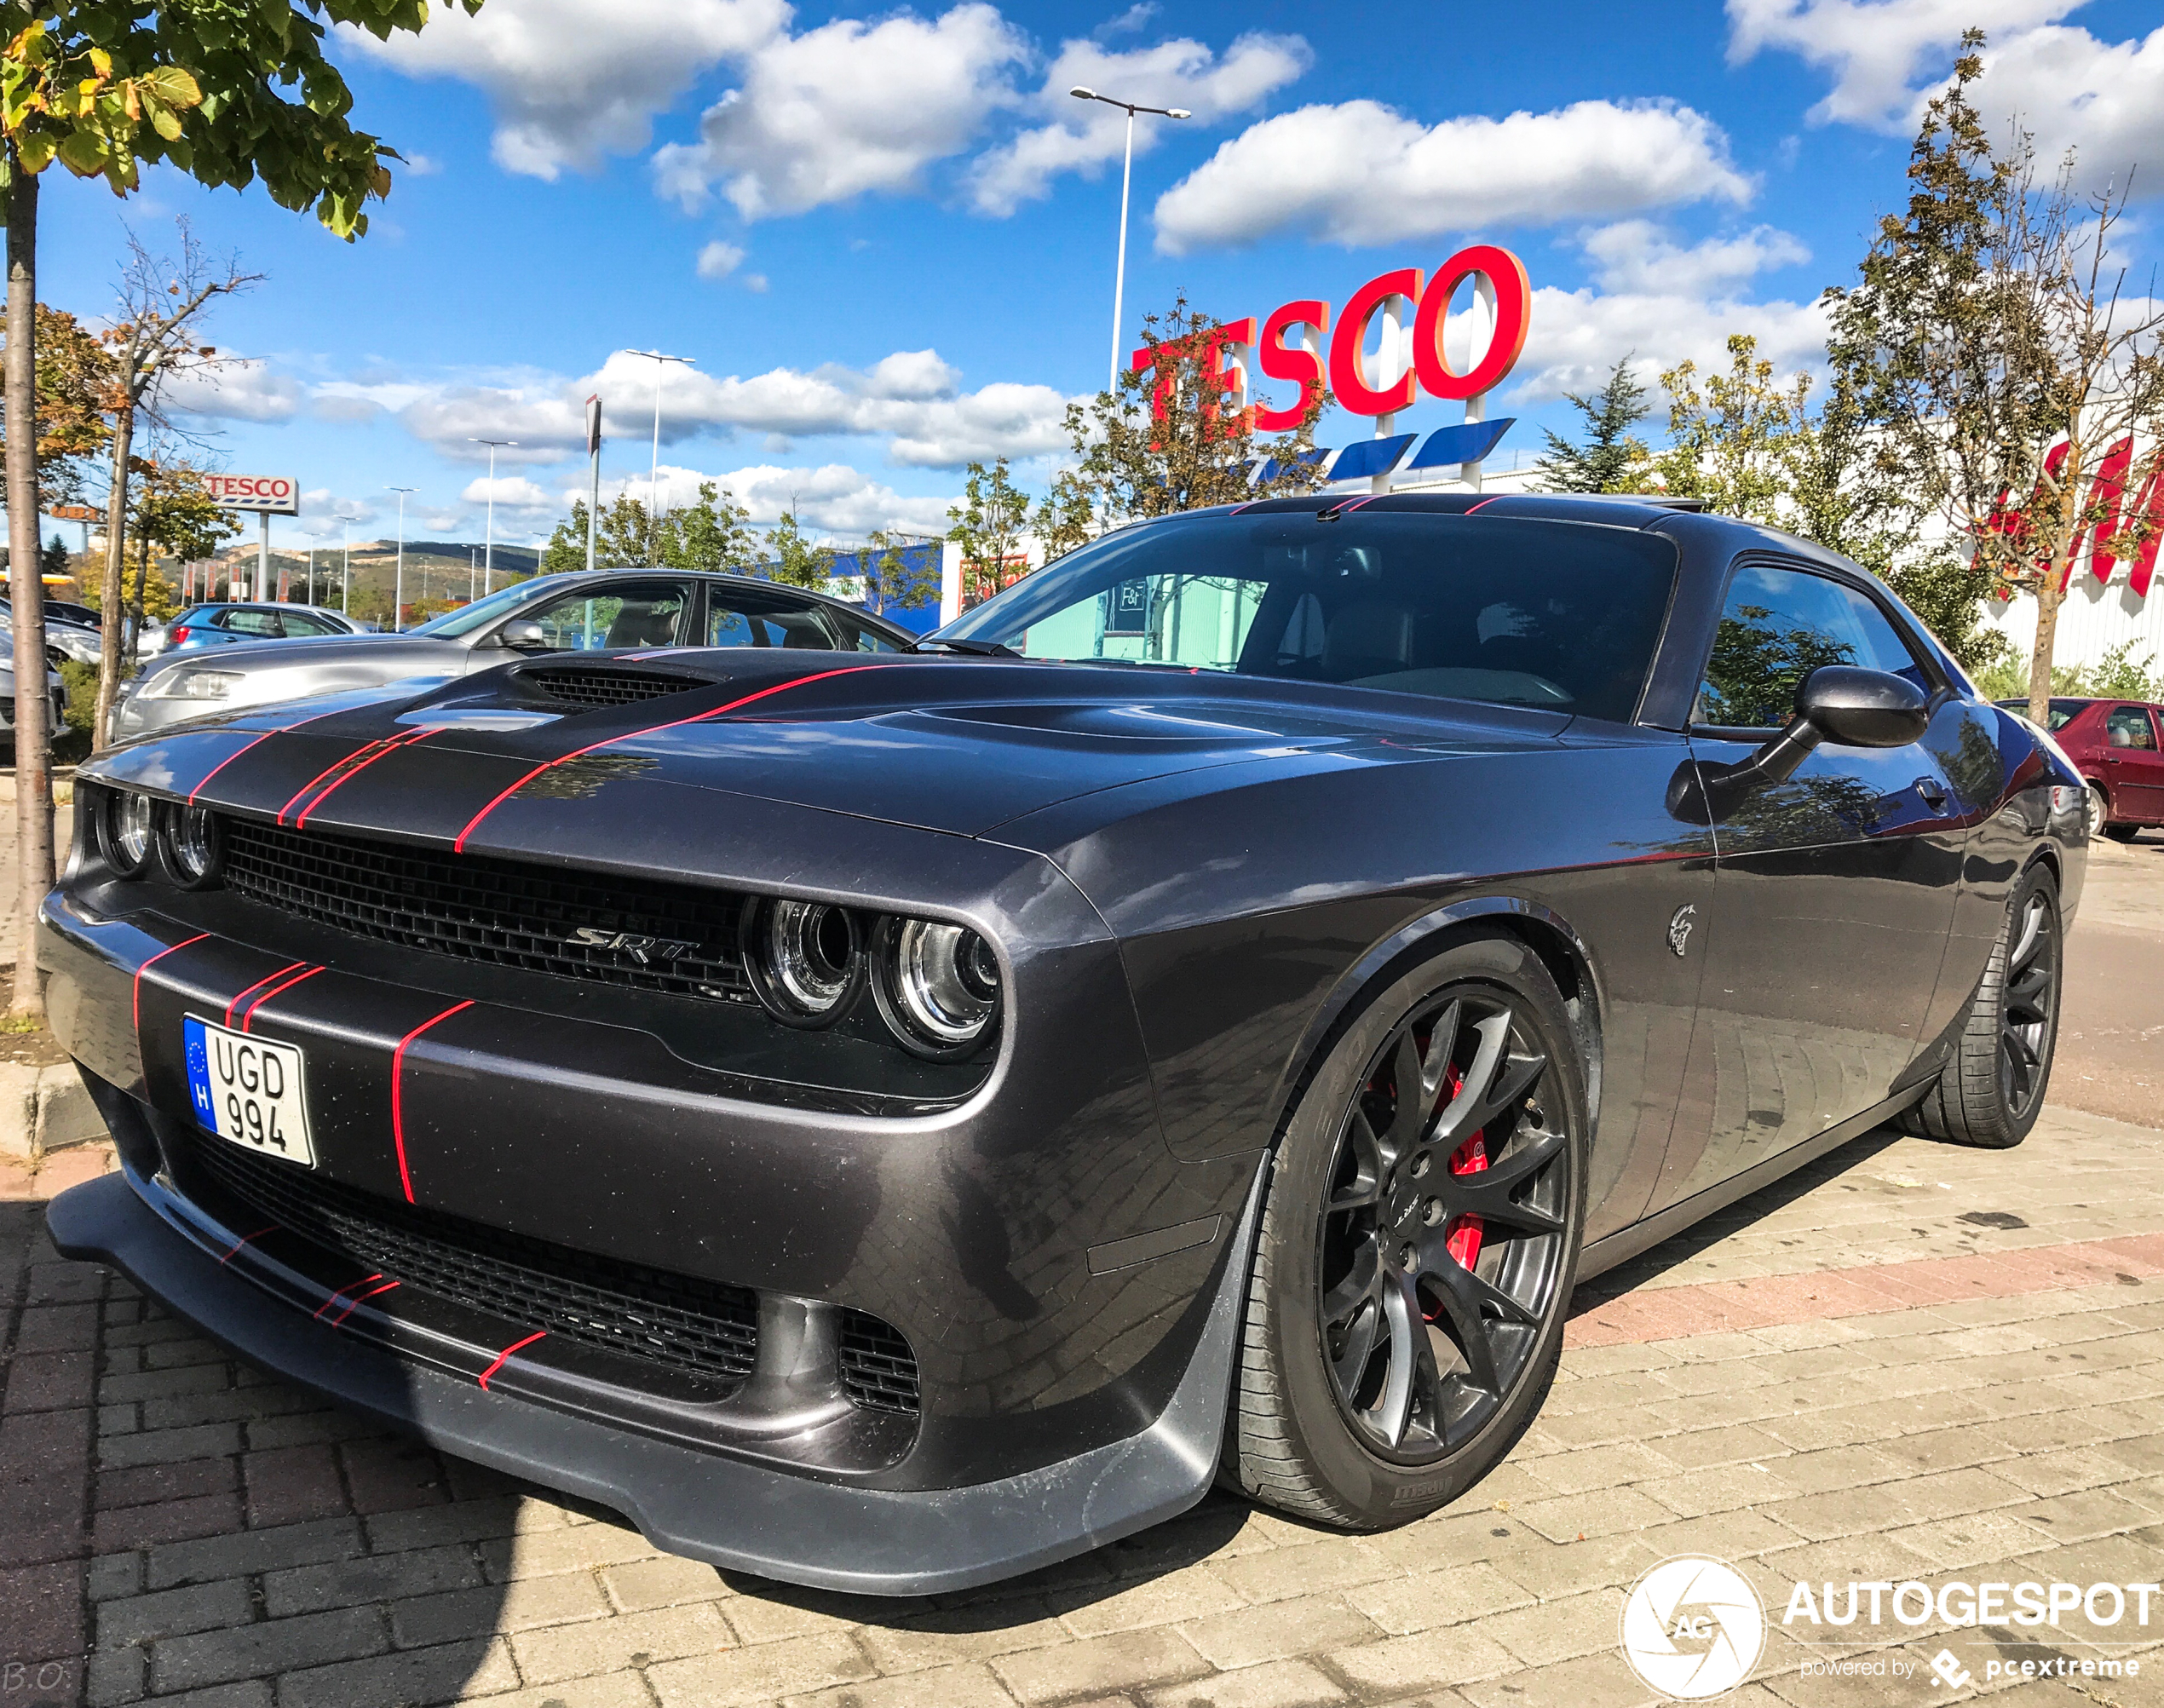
<box><xmin>113</xmin><ymin>569</ymin><xmax>913</xmax><ymax>739</ymax></box>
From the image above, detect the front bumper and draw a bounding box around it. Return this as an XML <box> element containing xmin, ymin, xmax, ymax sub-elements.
<box><xmin>49</xmin><ymin>1164</ymin><xmax>1259</xmax><ymax>1595</ymax></box>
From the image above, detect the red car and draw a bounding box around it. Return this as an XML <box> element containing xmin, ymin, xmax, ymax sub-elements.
<box><xmin>2000</xmin><ymin>697</ymin><xmax>2164</xmax><ymax>841</ymax></box>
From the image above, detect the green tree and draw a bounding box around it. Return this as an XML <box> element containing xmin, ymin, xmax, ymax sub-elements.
<box><xmin>653</xmin><ymin>481</ymin><xmax>757</xmax><ymax>574</ymax></box>
<box><xmin>1650</xmin><ymin>335</ymin><xmax>1812</xmax><ymax>526</ymax></box>
<box><xmin>947</xmin><ymin>457</ymin><xmax>1032</xmax><ymax>608</ymax></box>
<box><xmin>1058</xmin><ymin>290</ymin><xmax>1332</xmax><ymax>533</ymax></box>
<box><xmin>1031</xmin><ymin>469</ymin><xmax>1095</xmax><ymax>563</ymax></box>
<box><xmin>763</xmin><ymin>509</ymin><xmax>835</xmax><ymax>591</ymax></box>
<box><xmin>860</xmin><ymin>527</ymin><xmax>939</xmax><ymax>614</ymax></box>
<box><xmin>1535</xmin><ymin>357</ymin><xmax>1650</xmax><ymax>492</ymax></box>
<box><xmin>2</xmin><ymin>0</ymin><xmax>481</xmax><ymax>1015</ymax></box>
<box><xmin>0</xmin><ymin>302</ymin><xmax>112</xmax><ymax>506</ymax></box>
<box><xmin>1823</xmin><ymin>32</ymin><xmax>2164</xmax><ymax>725</ymax></box>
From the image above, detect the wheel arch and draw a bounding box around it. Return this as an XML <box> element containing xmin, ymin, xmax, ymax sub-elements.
<box><xmin>1263</xmin><ymin>897</ymin><xmax>1607</xmax><ymax>1163</ymax></box>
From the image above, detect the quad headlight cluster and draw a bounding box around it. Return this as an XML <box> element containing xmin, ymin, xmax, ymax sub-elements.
<box><xmin>93</xmin><ymin>787</ymin><xmax>225</xmax><ymax>889</ymax></box>
<box><xmin>741</xmin><ymin>896</ymin><xmax>1002</xmax><ymax>1060</ymax></box>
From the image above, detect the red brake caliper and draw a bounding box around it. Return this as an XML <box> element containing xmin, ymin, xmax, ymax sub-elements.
<box><xmin>1441</xmin><ymin>1064</ymin><xmax>1487</xmax><ymax>1273</ymax></box>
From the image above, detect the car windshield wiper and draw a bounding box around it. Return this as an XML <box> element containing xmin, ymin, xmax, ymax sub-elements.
<box><xmin>912</xmin><ymin>636</ymin><xmax>1020</xmax><ymax>658</ymax></box>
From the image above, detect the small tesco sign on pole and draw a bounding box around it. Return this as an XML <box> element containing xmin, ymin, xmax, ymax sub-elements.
<box><xmin>203</xmin><ymin>474</ymin><xmax>299</xmax><ymax>515</ymax></box>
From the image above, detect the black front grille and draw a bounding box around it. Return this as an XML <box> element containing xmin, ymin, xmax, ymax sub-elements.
<box><xmin>223</xmin><ymin>819</ymin><xmax>753</xmax><ymax>1004</ymax></box>
<box><xmin>838</xmin><ymin>1311</ymin><xmax>920</xmax><ymax>1414</ymax></box>
<box><xmin>522</xmin><ymin>666</ymin><xmax>709</xmax><ymax>709</ymax></box>
<box><xmin>180</xmin><ymin>1129</ymin><xmax>760</xmax><ymax>1384</ymax></box>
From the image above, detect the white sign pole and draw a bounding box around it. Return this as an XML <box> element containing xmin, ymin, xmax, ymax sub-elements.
<box><xmin>256</xmin><ymin>512</ymin><xmax>269</xmax><ymax>602</ymax></box>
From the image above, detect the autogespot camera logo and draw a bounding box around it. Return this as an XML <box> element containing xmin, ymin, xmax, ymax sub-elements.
<box><xmin>1621</xmin><ymin>1555</ymin><xmax>1768</xmax><ymax>1699</ymax></box>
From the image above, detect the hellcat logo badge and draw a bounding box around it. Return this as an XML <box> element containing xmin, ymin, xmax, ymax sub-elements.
<box><xmin>1668</xmin><ymin>904</ymin><xmax>1697</xmax><ymax>958</ymax></box>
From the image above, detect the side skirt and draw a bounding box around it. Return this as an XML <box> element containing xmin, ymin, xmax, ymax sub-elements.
<box><xmin>1575</xmin><ymin>1089</ymin><xmax>1922</xmax><ymax>1285</ymax></box>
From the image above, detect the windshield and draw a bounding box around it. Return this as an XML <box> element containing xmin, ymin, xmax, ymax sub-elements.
<box><xmin>935</xmin><ymin>510</ymin><xmax>1679</xmax><ymax>724</ymax></box>
<box><xmin>1997</xmin><ymin>698</ymin><xmax>2086</xmax><ymax>731</ymax></box>
<box><xmin>408</xmin><ymin>575</ymin><xmax>571</xmax><ymax>638</ymax></box>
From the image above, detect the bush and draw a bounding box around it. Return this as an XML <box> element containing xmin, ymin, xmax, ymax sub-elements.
<box><xmin>1975</xmin><ymin>639</ymin><xmax>2163</xmax><ymax>702</ymax></box>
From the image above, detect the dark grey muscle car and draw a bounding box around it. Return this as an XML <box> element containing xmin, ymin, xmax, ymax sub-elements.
<box><xmin>41</xmin><ymin>492</ymin><xmax>2087</xmax><ymax>1594</ymax></box>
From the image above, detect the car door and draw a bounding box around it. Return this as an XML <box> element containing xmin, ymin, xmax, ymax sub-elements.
<box><xmin>1648</xmin><ymin>558</ymin><xmax>1967</xmax><ymax>1210</ymax></box>
<box><xmin>2102</xmin><ymin>704</ymin><xmax>2164</xmax><ymax>821</ymax></box>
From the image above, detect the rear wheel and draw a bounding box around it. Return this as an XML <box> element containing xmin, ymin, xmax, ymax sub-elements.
<box><xmin>1907</xmin><ymin>865</ymin><xmax>2062</xmax><ymax>1148</ymax></box>
<box><xmin>2103</xmin><ymin>821</ymin><xmax>2141</xmax><ymax>843</ymax></box>
<box><xmin>1229</xmin><ymin>931</ymin><xmax>1586</xmax><ymax>1528</ymax></box>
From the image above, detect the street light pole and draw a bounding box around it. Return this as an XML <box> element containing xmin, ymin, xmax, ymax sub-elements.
<box><xmin>342</xmin><ymin>523</ymin><xmax>350</xmax><ymax>618</ymax></box>
<box><xmin>469</xmin><ymin>438</ymin><xmax>516</xmax><ymax>598</ymax></box>
<box><xmin>388</xmin><ymin>487</ymin><xmax>415</xmax><ymax>631</ymax></box>
<box><xmin>619</xmin><ymin>349</ymin><xmax>694</xmax><ymax>564</ymax></box>
<box><xmin>1069</xmin><ymin>87</ymin><xmax>1189</xmax><ymax>397</ymax></box>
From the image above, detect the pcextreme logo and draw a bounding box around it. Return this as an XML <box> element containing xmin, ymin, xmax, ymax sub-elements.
<box><xmin>1620</xmin><ymin>1555</ymin><xmax>1767</xmax><ymax>1699</ymax></box>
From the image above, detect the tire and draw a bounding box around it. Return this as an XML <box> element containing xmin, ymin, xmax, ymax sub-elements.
<box><xmin>2103</xmin><ymin>822</ymin><xmax>2141</xmax><ymax>843</ymax></box>
<box><xmin>2087</xmin><ymin>783</ymin><xmax>2109</xmax><ymax>838</ymax></box>
<box><xmin>1228</xmin><ymin>929</ymin><xmax>1587</xmax><ymax>1528</ymax></box>
<box><xmin>1907</xmin><ymin>864</ymin><xmax>2062</xmax><ymax>1148</ymax></box>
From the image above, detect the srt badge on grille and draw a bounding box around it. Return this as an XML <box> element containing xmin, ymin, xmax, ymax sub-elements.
<box><xmin>566</xmin><ymin>926</ymin><xmax>702</xmax><ymax>964</ymax></box>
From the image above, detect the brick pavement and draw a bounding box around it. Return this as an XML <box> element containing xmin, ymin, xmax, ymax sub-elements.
<box><xmin>6</xmin><ymin>1103</ymin><xmax>2164</xmax><ymax>1708</ymax></box>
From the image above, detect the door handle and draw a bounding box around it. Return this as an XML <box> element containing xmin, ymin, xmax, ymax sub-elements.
<box><xmin>1914</xmin><ymin>777</ymin><xmax>1948</xmax><ymax>811</ymax></box>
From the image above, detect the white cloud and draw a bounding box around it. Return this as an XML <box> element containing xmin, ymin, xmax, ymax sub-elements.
<box><xmin>1152</xmin><ymin>99</ymin><xmax>1753</xmax><ymax>253</ymax></box>
<box><xmin>696</xmin><ymin>240</ymin><xmax>747</xmax><ymax>281</ymax></box>
<box><xmin>296</xmin><ymin>489</ymin><xmax>377</xmax><ymax>533</ymax></box>
<box><xmin>1724</xmin><ymin>0</ymin><xmax>2072</xmax><ymax>128</ymax></box>
<box><xmin>652</xmin><ymin>3</ymin><xmax>1027</xmax><ymax>218</ymax></box>
<box><xmin>970</xmin><ymin>32</ymin><xmax>1309</xmax><ymax>215</ymax></box>
<box><xmin>1727</xmin><ymin>0</ymin><xmax>2164</xmax><ymax>192</ymax></box>
<box><xmin>1579</xmin><ymin>220</ymin><xmax>1810</xmax><ymax>295</ymax></box>
<box><xmin>401</xmin><ymin>152</ymin><xmax>443</xmax><ymax>177</ymax></box>
<box><xmin>345</xmin><ymin>0</ymin><xmax>789</xmax><ymax>180</ymax></box>
<box><xmin>160</xmin><ymin>358</ymin><xmax>302</xmax><ymax>423</ymax></box>
<box><xmin>462</xmin><ymin>475</ymin><xmax>557</xmax><ymax>510</ymax></box>
<box><xmin>601</xmin><ymin>461</ymin><xmax>955</xmax><ymax>534</ymax></box>
<box><xmin>1508</xmin><ymin>285</ymin><xmax>1828</xmax><ymax>405</ymax></box>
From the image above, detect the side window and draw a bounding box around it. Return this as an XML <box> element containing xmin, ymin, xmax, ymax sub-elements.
<box><xmin>707</xmin><ymin>603</ymin><xmax>769</xmax><ymax>648</ymax></box>
<box><xmin>2105</xmin><ymin>707</ymin><xmax>2157</xmax><ymax>750</ymax></box>
<box><xmin>280</xmin><ymin>612</ymin><xmax>336</xmax><ymax>637</ymax></box>
<box><xmin>223</xmin><ymin>610</ymin><xmax>283</xmax><ymax>638</ymax></box>
<box><xmin>518</xmin><ymin>582</ymin><xmax>690</xmax><ymax>652</ymax></box>
<box><xmin>1695</xmin><ymin>562</ymin><xmax>1924</xmax><ymax>729</ymax></box>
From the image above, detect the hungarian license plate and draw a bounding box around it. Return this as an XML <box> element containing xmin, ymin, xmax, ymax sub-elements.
<box><xmin>183</xmin><ymin>1015</ymin><xmax>317</xmax><ymax>1167</ymax></box>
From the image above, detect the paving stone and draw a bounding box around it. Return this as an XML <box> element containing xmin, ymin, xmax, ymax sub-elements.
<box><xmin>263</xmin><ymin>1544</ymin><xmax>482</xmax><ymax>1619</ymax></box>
<box><xmin>785</xmin><ymin>1659</ymin><xmax>1025</xmax><ymax>1708</ymax></box>
<box><xmin>95</xmin><ymin>1421</ymin><xmax>242</xmax><ymax>1471</ymax></box>
<box><xmin>482</xmin><ymin>1519</ymin><xmax>665</xmax><ymax>1583</ymax></box>
<box><xmin>1053</xmin><ymin>1567</ymin><xmax>1246</xmax><ymax>1636</ymax></box>
<box><xmin>149</xmin><ymin>1607</ymin><xmax>388</xmax><ymax>1694</ymax></box>
<box><xmin>95</xmin><ymin>1455</ymin><xmax>237</xmax><ymax>1511</ymax></box>
<box><xmin>391</xmin><ymin>1571</ymin><xmax>611</xmax><ymax>1647</ymax></box>
<box><xmin>274</xmin><ymin>1636</ymin><xmax>518</xmax><ymax>1708</ymax></box>
<box><xmin>853</xmin><ymin>1598</ymin><xmax>1069</xmax><ymax>1674</ymax></box>
<box><xmin>1142</xmin><ymin>1657</ymin><xmax>1352</xmax><ymax>1708</ymax></box>
<box><xmin>241</xmin><ymin>1444</ymin><xmax>348</xmax><ymax>1528</ymax></box>
<box><xmin>0</xmin><ymin>1558</ymin><xmax>86</xmax><ymax>1665</ymax></box>
<box><xmin>91</xmin><ymin>1490</ymin><xmax>245</xmax><ymax>1552</ymax></box>
<box><xmin>510</xmin><ymin>1600</ymin><xmax>733</xmax><ymax>1684</ymax></box>
<box><xmin>1211</xmin><ymin>1538</ymin><xmax>1399</xmax><ymax>1604</ymax></box>
<box><xmin>145</xmin><ymin>1517</ymin><xmax>363</xmax><ymax>1590</ymax></box>
<box><xmin>1177</xmin><ymin>1594</ymin><xmax>1381</xmax><ymax>1670</ymax></box>
<box><xmin>1321</xmin><ymin>1623</ymin><xmax>1520</xmax><ymax>1694</ymax></box>
<box><xmin>648</xmin><ymin>1630</ymin><xmax>874</xmax><ymax>1708</ymax></box>
<box><xmin>1344</xmin><ymin>1561</ymin><xmax>1536</xmax><ymax>1634</ymax></box>
<box><xmin>601</xmin><ymin>1554</ymin><xmax>728</xmax><ymax>1613</ymax></box>
<box><xmin>991</xmin><ymin>1629</ymin><xmax>1215</xmax><ymax>1704</ymax></box>
<box><xmin>96</xmin><ymin>1577</ymin><xmax>255</xmax><ymax>1646</ymax></box>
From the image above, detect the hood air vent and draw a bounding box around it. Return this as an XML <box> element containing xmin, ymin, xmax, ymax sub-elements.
<box><xmin>521</xmin><ymin>664</ymin><xmax>710</xmax><ymax>710</ymax></box>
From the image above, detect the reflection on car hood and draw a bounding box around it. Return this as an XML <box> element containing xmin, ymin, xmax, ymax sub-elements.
<box><xmin>100</xmin><ymin>648</ymin><xmax>1574</xmax><ymax>841</ymax></box>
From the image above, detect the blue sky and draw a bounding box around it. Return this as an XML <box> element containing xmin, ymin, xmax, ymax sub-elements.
<box><xmin>33</xmin><ymin>0</ymin><xmax>2164</xmax><ymax>552</ymax></box>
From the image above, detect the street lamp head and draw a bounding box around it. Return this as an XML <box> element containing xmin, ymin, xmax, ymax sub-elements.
<box><xmin>1168</xmin><ymin>108</ymin><xmax>1191</xmax><ymax>119</ymax></box>
<box><xmin>1069</xmin><ymin>84</ymin><xmax>1096</xmax><ymax>100</ymax></box>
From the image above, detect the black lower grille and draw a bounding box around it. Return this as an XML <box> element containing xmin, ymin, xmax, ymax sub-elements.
<box><xmin>180</xmin><ymin>1130</ymin><xmax>760</xmax><ymax>1384</ymax></box>
<box><xmin>223</xmin><ymin>819</ymin><xmax>753</xmax><ymax>1004</ymax></box>
<box><xmin>521</xmin><ymin>665</ymin><xmax>709</xmax><ymax>709</ymax></box>
<box><xmin>838</xmin><ymin>1311</ymin><xmax>920</xmax><ymax>1414</ymax></box>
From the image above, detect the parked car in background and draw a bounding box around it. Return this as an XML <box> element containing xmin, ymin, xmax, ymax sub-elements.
<box><xmin>0</xmin><ymin>655</ymin><xmax>69</xmax><ymax>760</ymax></box>
<box><xmin>0</xmin><ymin>600</ymin><xmax>103</xmax><ymax>669</ymax></box>
<box><xmin>164</xmin><ymin>603</ymin><xmax>364</xmax><ymax>650</ymax></box>
<box><xmin>114</xmin><ymin>571</ymin><xmax>912</xmax><ymax>738</ymax></box>
<box><xmin>1996</xmin><ymin>697</ymin><xmax>2163</xmax><ymax>841</ymax></box>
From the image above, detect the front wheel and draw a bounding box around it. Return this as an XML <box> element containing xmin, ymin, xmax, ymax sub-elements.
<box><xmin>1907</xmin><ymin>864</ymin><xmax>2062</xmax><ymax>1148</ymax></box>
<box><xmin>1228</xmin><ymin>930</ymin><xmax>1586</xmax><ymax>1528</ymax></box>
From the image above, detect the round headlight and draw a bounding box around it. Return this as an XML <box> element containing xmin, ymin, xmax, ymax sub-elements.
<box><xmin>873</xmin><ymin>917</ymin><xmax>1001</xmax><ymax>1058</ymax></box>
<box><xmin>159</xmin><ymin>803</ymin><xmax>224</xmax><ymax>889</ymax></box>
<box><xmin>103</xmin><ymin>791</ymin><xmax>155</xmax><ymax>877</ymax></box>
<box><xmin>742</xmin><ymin>898</ymin><xmax>865</xmax><ymax>1027</ymax></box>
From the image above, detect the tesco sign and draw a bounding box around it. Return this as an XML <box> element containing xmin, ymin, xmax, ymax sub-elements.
<box><xmin>1131</xmin><ymin>244</ymin><xmax>1532</xmax><ymax>433</ymax></box>
<box><xmin>203</xmin><ymin>474</ymin><xmax>299</xmax><ymax>515</ymax></box>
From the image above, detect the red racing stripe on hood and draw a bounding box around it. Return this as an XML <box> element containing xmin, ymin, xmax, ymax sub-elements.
<box><xmin>450</xmin><ymin>664</ymin><xmax>878</xmax><ymax>853</ymax></box>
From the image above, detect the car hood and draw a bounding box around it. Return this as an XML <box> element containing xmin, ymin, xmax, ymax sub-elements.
<box><xmin>99</xmin><ymin>649</ymin><xmax>1574</xmax><ymax>842</ymax></box>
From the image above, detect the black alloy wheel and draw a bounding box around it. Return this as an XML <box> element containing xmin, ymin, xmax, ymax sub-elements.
<box><xmin>1317</xmin><ymin>989</ymin><xmax>1570</xmax><ymax>1461</ymax></box>
<box><xmin>1906</xmin><ymin>863</ymin><xmax>2063</xmax><ymax>1148</ymax></box>
<box><xmin>1996</xmin><ymin>883</ymin><xmax>2058</xmax><ymax>1124</ymax></box>
<box><xmin>1228</xmin><ymin>929</ymin><xmax>1587</xmax><ymax>1528</ymax></box>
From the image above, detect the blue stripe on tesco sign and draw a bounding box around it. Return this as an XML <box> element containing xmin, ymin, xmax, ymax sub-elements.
<box><xmin>204</xmin><ymin>474</ymin><xmax>299</xmax><ymax>514</ymax></box>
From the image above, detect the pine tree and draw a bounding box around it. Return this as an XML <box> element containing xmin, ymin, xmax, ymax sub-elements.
<box><xmin>1535</xmin><ymin>358</ymin><xmax>1650</xmax><ymax>492</ymax></box>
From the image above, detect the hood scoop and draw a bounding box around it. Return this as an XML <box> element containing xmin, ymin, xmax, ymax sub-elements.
<box><xmin>515</xmin><ymin>663</ymin><xmax>711</xmax><ymax>710</ymax></box>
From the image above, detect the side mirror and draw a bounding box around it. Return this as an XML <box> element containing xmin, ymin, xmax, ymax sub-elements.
<box><xmin>1670</xmin><ymin>666</ymin><xmax>1931</xmax><ymax>825</ymax></box>
<box><xmin>497</xmin><ymin>619</ymin><xmax>548</xmax><ymax>651</ymax></box>
<box><xmin>1795</xmin><ymin>665</ymin><xmax>1931</xmax><ymax>749</ymax></box>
